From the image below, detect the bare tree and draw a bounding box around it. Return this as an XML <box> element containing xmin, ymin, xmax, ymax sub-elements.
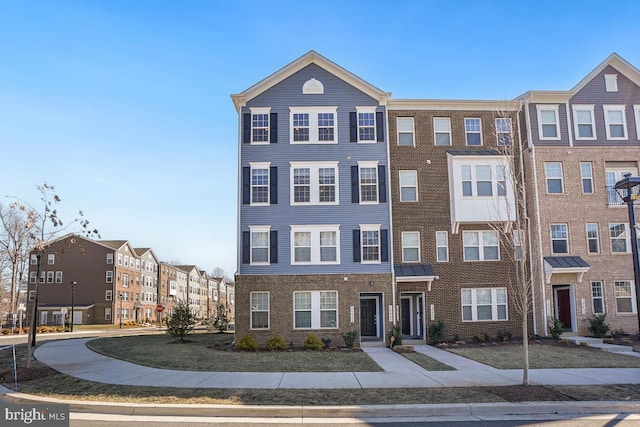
<box><xmin>490</xmin><ymin>104</ymin><xmax>535</xmax><ymax>386</ymax></box>
<box><xmin>8</xmin><ymin>182</ymin><xmax>99</xmax><ymax>367</ymax></box>
<box><xmin>210</xmin><ymin>266</ymin><xmax>225</xmax><ymax>278</ymax></box>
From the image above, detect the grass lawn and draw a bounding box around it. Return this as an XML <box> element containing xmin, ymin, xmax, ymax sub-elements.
<box><xmin>445</xmin><ymin>341</ymin><xmax>640</xmax><ymax>369</ymax></box>
<box><xmin>400</xmin><ymin>352</ymin><xmax>455</xmax><ymax>371</ymax></box>
<box><xmin>86</xmin><ymin>333</ymin><xmax>383</xmax><ymax>372</ymax></box>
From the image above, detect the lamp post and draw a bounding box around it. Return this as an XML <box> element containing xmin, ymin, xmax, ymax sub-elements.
<box><xmin>118</xmin><ymin>292</ymin><xmax>124</xmax><ymax>329</ymax></box>
<box><xmin>614</xmin><ymin>173</ymin><xmax>640</xmax><ymax>335</ymax></box>
<box><xmin>69</xmin><ymin>281</ymin><xmax>77</xmax><ymax>332</ymax></box>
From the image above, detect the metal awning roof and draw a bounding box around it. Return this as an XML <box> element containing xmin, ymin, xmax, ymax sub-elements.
<box><xmin>543</xmin><ymin>256</ymin><xmax>590</xmax><ymax>284</ymax></box>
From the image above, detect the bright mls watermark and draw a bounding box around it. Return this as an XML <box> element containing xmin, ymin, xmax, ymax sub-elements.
<box><xmin>2</xmin><ymin>404</ymin><xmax>69</xmax><ymax>426</ymax></box>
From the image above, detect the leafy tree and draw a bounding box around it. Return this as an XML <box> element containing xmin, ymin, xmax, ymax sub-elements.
<box><xmin>166</xmin><ymin>299</ymin><xmax>196</xmax><ymax>343</ymax></box>
<box><xmin>212</xmin><ymin>303</ymin><xmax>229</xmax><ymax>333</ymax></box>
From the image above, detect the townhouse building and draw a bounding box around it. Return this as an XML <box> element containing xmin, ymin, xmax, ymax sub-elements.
<box><xmin>233</xmin><ymin>51</ymin><xmax>393</xmax><ymax>346</ymax></box>
<box><xmin>177</xmin><ymin>265</ymin><xmax>203</xmax><ymax>316</ymax></box>
<box><xmin>135</xmin><ymin>248</ymin><xmax>159</xmax><ymax>322</ymax></box>
<box><xmin>159</xmin><ymin>261</ymin><xmax>178</xmax><ymax>320</ymax></box>
<box><xmin>520</xmin><ymin>53</ymin><xmax>640</xmax><ymax>336</ymax></box>
<box><xmin>387</xmin><ymin>100</ymin><xmax>525</xmax><ymax>341</ymax></box>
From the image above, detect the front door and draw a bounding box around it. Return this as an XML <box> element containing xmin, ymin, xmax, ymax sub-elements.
<box><xmin>555</xmin><ymin>288</ymin><xmax>572</xmax><ymax>330</ymax></box>
<box><xmin>401</xmin><ymin>298</ymin><xmax>410</xmax><ymax>335</ymax></box>
<box><xmin>360</xmin><ymin>298</ymin><xmax>377</xmax><ymax>337</ymax></box>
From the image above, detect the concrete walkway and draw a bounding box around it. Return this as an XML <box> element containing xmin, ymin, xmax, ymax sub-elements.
<box><xmin>32</xmin><ymin>338</ymin><xmax>640</xmax><ymax>388</ymax></box>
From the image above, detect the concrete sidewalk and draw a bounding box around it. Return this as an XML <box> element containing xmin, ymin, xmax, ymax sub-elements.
<box><xmin>32</xmin><ymin>338</ymin><xmax>640</xmax><ymax>388</ymax></box>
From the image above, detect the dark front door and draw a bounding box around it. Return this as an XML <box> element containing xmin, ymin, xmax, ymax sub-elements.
<box><xmin>401</xmin><ymin>299</ymin><xmax>410</xmax><ymax>335</ymax></box>
<box><xmin>360</xmin><ymin>299</ymin><xmax>377</xmax><ymax>337</ymax></box>
<box><xmin>556</xmin><ymin>288</ymin><xmax>572</xmax><ymax>330</ymax></box>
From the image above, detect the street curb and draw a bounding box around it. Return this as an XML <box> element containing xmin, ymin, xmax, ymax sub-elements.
<box><xmin>2</xmin><ymin>385</ymin><xmax>639</xmax><ymax>419</ymax></box>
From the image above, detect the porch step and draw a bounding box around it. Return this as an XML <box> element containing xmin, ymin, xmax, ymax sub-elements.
<box><xmin>561</xmin><ymin>335</ymin><xmax>637</xmax><ymax>356</ymax></box>
<box><xmin>561</xmin><ymin>336</ymin><xmax>603</xmax><ymax>346</ymax></box>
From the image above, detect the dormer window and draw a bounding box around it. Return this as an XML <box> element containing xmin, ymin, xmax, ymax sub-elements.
<box><xmin>302</xmin><ymin>78</ymin><xmax>324</xmax><ymax>94</ymax></box>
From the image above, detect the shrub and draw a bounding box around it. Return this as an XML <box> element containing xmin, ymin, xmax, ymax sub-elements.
<box><xmin>1</xmin><ymin>329</ymin><xmax>9</xmax><ymax>335</ymax></box>
<box><xmin>165</xmin><ymin>299</ymin><xmax>196</xmax><ymax>343</ymax></box>
<box><xmin>342</xmin><ymin>329</ymin><xmax>358</xmax><ymax>348</ymax></box>
<box><xmin>610</xmin><ymin>328</ymin><xmax>627</xmax><ymax>339</ymax></box>
<box><xmin>321</xmin><ymin>337</ymin><xmax>332</xmax><ymax>349</ymax></box>
<box><xmin>389</xmin><ymin>324</ymin><xmax>403</xmax><ymax>347</ymax></box>
<box><xmin>428</xmin><ymin>320</ymin><xmax>445</xmax><ymax>343</ymax></box>
<box><xmin>212</xmin><ymin>304</ymin><xmax>230</xmax><ymax>333</ymax></box>
<box><xmin>548</xmin><ymin>317</ymin><xmax>564</xmax><ymax>339</ymax></box>
<box><xmin>303</xmin><ymin>334</ymin><xmax>324</xmax><ymax>350</ymax></box>
<box><xmin>266</xmin><ymin>334</ymin><xmax>288</xmax><ymax>351</ymax></box>
<box><xmin>236</xmin><ymin>334</ymin><xmax>258</xmax><ymax>351</ymax></box>
<box><xmin>496</xmin><ymin>330</ymin><xmax>512</xmax><ymax>342</ymax></box>
<box><xmin>587</xmin><ymin>314</ymin><xmax>610</xmax><ymax>338</ymax></box>
<box><xmin>472</xmin><ymin>332</ymin><xmax>488</xmax><ymax>343</ymax></box>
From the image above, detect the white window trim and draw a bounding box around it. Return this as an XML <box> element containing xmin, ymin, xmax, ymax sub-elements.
<box><xmin>289</xmin><ymin>161</ymin><xmax>339</xmax><ymax>206</ymax></box>
<box><xmin>105</xmin><ymin>307</ymin><xmax>112</xmax><ymax>321</ymax></box>
<box><xmin>462</xmin><ymin>230</ymin><xmax>500</xmax><ymax>262</ymax></box>
<box><xmin>357</xmin><ymin>160</ymin><xmax>379</xmax><ymax>205</ymax></box>
<box><xmin>551</xmin><ymin>223</ymin><xmax>569</xmax><ymax>254</ymax></box>
<box><xmin>572</xmin><ymin>105</ymin><xmax>596</xmax><ymax>140</ymax></box>
<box><xmin>586</xmin><ymin>223</ymin><xmax>600</xmax><ymax>254</ymax></box>
<box><xmin>544</xmin><ymin>162</ymin><xmax>564</xmax><ymax>194</ymax></box>
<box><xmin>603</xmin><ymin>105</ymin><xmax>628</xmax><ymax>140</ymax></box>
<box><xmin>436</xmin><ymin>231</ymin><xmax>449</xmax><ymax>262</ymax></box>
<box><xmin>250</xmin><ymin>291</ymin><xmax>270</xmax><ymax>330</ymax></box>
<box><xmin>249</xmin><ymin>161</ymin><xmax>271</xmax><ymax>206</ymax></box>
<box><xmin>47</xmin><ymin>254</ymin><xmax>55</xmax><ymax>265</ymax></box>
<box><xmin>360</xmin><ymin>223</ymin><xmax>382</xmax><ymax>264</ymax></box>
<box><xmin>536</xmin><ymin>104</ymin><xmax>561</xmax><ymax>140</ymax></box>
<box><xmin>580</xmin><ymin>161</ymin><xmax>594</xmax><ymax>194</ymax></box>
<box><xmin>293</xmin><ymin>290</ymin><xmax>339</xmax><ymax>329</ymax></box>
<box><xmin>461</xmin><ymin>287</ymin><xmax>508</xmax><ymax>322</ymax></box>
<box><xmin>609</xmin><ymin>223</ymin><xmax>633</xmax><ymax>254</ymax></box>
<box><xmin>464</xmin><ymin>117</ymin><xmax>483</xmax><ymax>146</ymax></box>
<box><xmin>106</xmin><ymin>271</ymin><xmax>113</xmax><ymax>283</ymax></box>
<box><xmin>399</xmin><ymin>170</ymin><xmax>418</xmax><ymax>202</ymax></box>
<box><xmin>495</xmin><ymin>117</ymin><xmax>512</xmax><ymax>146</ymax></box>
<box><xmin>605</xmin><ymin>74</ymin><xmax>618</xmax><ymax>92</ymax></box>
<box><xmin>591</xmin><ymin>281</ymin><xmax>605</xmax><ymax>315</ymax></box>
<box><xmin>55</xmin><ymin>271</ymin><xmax>62</xmax><ymax>283</ymax></box>
<box><xmin>356</xmin><ymin>106</ymin><xmax>377</xmax><ymax>143</ymax></box>
<box><xmin>401</xmin><ymin>231</ymin><xmax>421</xmax><ymax>263</ymax></box>
<box><xmin>249</xmin><ymin>225</ymin><xmax>270</xmax><ymax>265</ymax></box>
<box><xmin>614</xmin><ymin>281</ymin><xmax>637</xmax><ymax>314</ymax></box>
<box><xmin>397</xmin><ymin>117</ymin><xmax>415</xmax><ymax>146</ymax></box>
<box><xmin>289</xmin><ymin>106</ymin><xmax>338</xmax><ymax>144</ymax></box>
<box><xmin>250</xmin><ymin>107</ymin><xmax>271</xmax><ymax>145</ymax></box>
<box><xmin>290</xmin><ymin>225</ymin><xmax>341</xmax><ymax>265</ymax></box>
<box><xmin>634</xmin><ymin>105</ymin><xmax>640</xmax><ymax>140</ymax></box>
<box><xmin>106</xmin><ymin>253</ymin><xmax>113</xmax><ymax>264</ymax></box>
<box><xmin>106</xmin><ymin>290</ymin><xmax>113</xmax><ymax>301</ymax></box>
<box><xmin>433</xmin><ymin>117</ymin><xmax>452</xmax><ymax>146</ymax></box>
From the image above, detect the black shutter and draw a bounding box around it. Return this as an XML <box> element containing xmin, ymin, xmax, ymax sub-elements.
<box><xmin>380</xmin><ymin>229</ymin><xmax>389</xmax><ymax>262</ymax></box>
<box><xmin>270</xmin><ymin>230</ymin><xmax>278</xmax><ymax>264</ymax></box>
<box><xmin>353</xmin><ymin>229</ymin><xmax>361</xmax><ymax>262</ymax></box>
<box><xmin>378</xmin><ymin>165</ymin><xmax>387</xmax><ymax>203</ymax></box>
<box><xmin>270</xmin><ymin>167</ymin><xmax>278</xmax><ymax>204</ymax></box>
<box><xmin>243</xmin><ymin>113</ymin><xmax>251</xmax><ymax>144</ymax></box>
<box><xmin>242</xmin><ymin>231</ymin><xmax>250</xmax><ymax>263</ymax></box>
<box><xmin>270</xmin><ymin>113</ymin><xmax>277</xmax><ymax>144</ymax></box>
<box><xmin>349</xmin><ymin>112</ymin><xmax>357</xmax><ymax>142</ymax></box>
<box><xmin>376</xmin><ymin>111</ymin><xmax>384</xmax><ymax>142</ymax></box>
<box><xmin>242</xmin><ymin>167</ymin><xmax>250</xmax><ymax>204</ymax></box>
<box><xmin>351</xmin><ymin>166</ymin><xmax>359</xmax><ymax>203</ymax></box>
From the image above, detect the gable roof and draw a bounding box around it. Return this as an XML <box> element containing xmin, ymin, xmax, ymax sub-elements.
<box><xmin>231</xmin><ymin>50</ymin><xmax>391</xmax><ymax>111</ymax></box>
<box><xmin>99</xmin><ymin>240</ymin><xmax>129</xmax><ymax>250</ymax></box>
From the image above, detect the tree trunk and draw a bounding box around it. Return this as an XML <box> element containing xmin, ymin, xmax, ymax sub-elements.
<box><xmin>10</xmin><ymin>259</ymin><xmax>19</xmax><ymax>319</ymax></box>
<box><xmin>521</xmin><ymin>294</ymin><xmax>530</xmax><ymax>386</ymax></box>
<box><xmin>26</xmin><ymin>254</ymin><xmax>40</xmax><ymax>368</ymax></box>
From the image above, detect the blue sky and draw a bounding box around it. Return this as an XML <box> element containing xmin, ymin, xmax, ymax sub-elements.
<box><xmin>1</xmin><ymin>1</ymin><xmax>639</xmax><ymax>277</ymax></box>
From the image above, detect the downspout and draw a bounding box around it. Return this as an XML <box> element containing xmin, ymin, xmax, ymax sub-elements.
<box><xmin>384</xmin><ymin>105</ymin><xmax>397</xmax><ymax>333</ymax></box>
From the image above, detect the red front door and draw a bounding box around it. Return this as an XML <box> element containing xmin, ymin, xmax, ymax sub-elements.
<box><xmin>556</xmin><ymin>288</ymin><xmax>572</xmax><ymax>330</ymax></box>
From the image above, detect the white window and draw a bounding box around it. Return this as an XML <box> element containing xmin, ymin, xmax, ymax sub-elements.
<box><xmin>464</xmin><ymin>118</ymin><xmax>482</xmax><ymax>146</ymax></box>
<box><xmin>360</xmin><ymin>224</ymin><xmax>381</xmax><ymax>263</ymax></box>
<box><xmin>106</xmin><ymin>290</ymin><xmax>113</xmax><ymax>301</ymax></box>
<box><xmin>463</xmin><ymin>230</ymin><xmax>499</xmax><ymax>261</ymax></box>
<box><xmin>55</xmin><ymin>271</ymin><xmax>62</xmax><ymax>283</ymax></box>
<box><xmin>46</xmin><ymin>271</ymin><xmax>54</xmax><ymax>283</ymax></box>
<box><xmin>615</xmin><ymin>281</ymin><xmax>636</xmax><ymax>313</ymax></box>
<box><xmin>603</xmin><ymin>105</ymin><xmax>628</xmax><ymax>140</ymax></box>
<box><xmin>47</xmin><ymin>254</ymin><xmax>55</xmax><ymax>265</ymax></box>
<box><xmin>436</xmin><ymin>231</ymin><xmax>449</xmax><ymax>262</ymax></box>
<box><xmin>399</xmin><ymin>170</ymin><xmax>418</xmax><ymax>202</ymax></box>
<box><xmin>357</xmin><ymin>107</ymin><xmax>376</xmax><ymax>142</ymax></box>
<box><xmin>606</xmin><ymin>167</ymin><xmax>638</xmax><ymax>205</ymax></box>
<box><xmin>462</xmin><ymin>288</ymin><xmax>507</xmax><ymax>321</ymax></box>
<box><xmin>610</xmin><ymin>223</ymin><xmax>634</xmax><ymax>253</ymax></box>
<box><xmin>290</xmin><ymin>107</ymin><xmax>337</xmax><ymax>144</ymax></box>
<box><xmin>291</xmin><ymin>225</ymin><xmax>340</xmax><ymax>264</ymax></box>
<box><xmin>605</xmin><ymin>74</ymin><xmax>618</xmax><ymax>92</ymax></box>
<box><xmin>29</xmin><ymin>271</ymin><xmax>36</xmax><ymax>283</ymax></box>
<box><xmin>397</xmin><ymin>117</ymin><xmax>415</xmax><ymax>146</ymax></box>
<box><xmin>250</xmin><ymin>291</ymin><xmax>269</xmax><ymax>329</ymax></box>
<box><xmin>591</xmin><ymin>281</ymin><xmax>604</xmax><ymax>314</ymax></box>
<box><xmin>290</xmin><ymin>162</ymin><xmax>339</xmax><ymax>205</ymax></box>
<box><xmin>124</xmin><ymin>256</ymin><xmax>129</xmax><ymax>267</ymax></box>
<box><xmin>106</xmin><ymin>271</ymin><xmax>113</xmax><ymax>283</ymax></box>
<box><xmin>293</xmin><ymin>291</ymin><xmax>338</xmax><ymax>329</ymax></box>
<box><xmin>551</xmin><ymin>224</ymin><xmax>569</xmax><ymax>254</ymax></box>
<box><xmin>117</xmin><ymin>254</ymin><xmax>122</xmax><ymax>265</ymax></box>
<box><xmin>358</xmin><ymin>161</ymin><xmax>379</xmax><ymax>204</ymax></box>
<box><xmin>39</xmin><ymin>271</ymin><xmax>45</xmax><ymax>283</ymax></box>
<box><xmin>250</xmin><ymin>162</ymin><xmax>270</xmax><ymax>205</ymax></box>
<box><xmin>251</xmin><ymin>107</ymin><xmax>270</xmax><ymax>144</ymax></box>
<box><xmin>635</xmin><ymin>105</ymin><xmax>640</xmax><ymax>140</ymax></box>
<box><xmin>434</xmin><ymin>117</ymin><xmax>451</xmax><ymax>146</ymax></box>
<box><xmin>401</xmin><ymin>231</ymin><xmax>420</xmax><ymax>262</ymax></box>
<box><xmin>28</xmin><ymin>290</ymin><xmax>35</xmax><ymax>301</ymax></box>
<box><xmin>461</xmin><ymin>165</ymin><xmax>506</xmax><ymax>197</ymax></box>
<box><xmin>572</xmin><ymin>105</ymin><xmax>596</xmax><ymax>140</ymax></box>
<box><xmin>580</xmin><ymin>162</ymin><xmax>594</xmax><ymax>194</ymax></box>
<box><xmin>106</xmin><ymin>253</ymin><xmax>113</xmax><ymax>264</ymax></box>
<box><xmin>30</xmin><ymin>254</ymin><xmax>37</xmax><ymax>265</ymax></box>
<box><xmin>249</xmin><ymin>226</ymin><xmax>270</xmax><ymax>265</ymax></box>
<box><xmin>586</xmin><ymin>223</ymin><xmax>600</xmax><ymax>254</ymax></box>
<box><xmin>495</xmin><ymin>118</ymin><xmax>512</xmax><ymax>146</ymax></box>
<box><xmin>513</xmin><ymin>229</ymin><xmax>524</xmax><ymax>261</ymax></box>
<box><xmin>536</xmin><ymin>105</ymin><xmax>560</xmax><ymax>140</ymax></box>
<box><xmin>545</xmin><ymin>162</ymin><xmax>564</xmax><ymax>194</ymax></box>
<box><xmin>105</xmin><ymin>307</ymin><xmax>112</xmax><ymax>321</ymax></box>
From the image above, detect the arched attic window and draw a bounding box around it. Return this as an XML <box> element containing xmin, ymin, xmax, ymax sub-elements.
<box><xmin>302</xmin><ymin>78</ymin><xmax>324</xmax><ymax>95</ymax></box>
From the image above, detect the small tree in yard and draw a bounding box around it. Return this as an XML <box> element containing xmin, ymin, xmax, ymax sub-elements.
<box><xmin>212</xmin><ymin>303</ymin><xmax>229</xmax><ymax>333</ymax></box>
<box><xmin>166</xmin><ymin>299</ymin><xmax>196</xmax><ymax>343</ymax></box>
